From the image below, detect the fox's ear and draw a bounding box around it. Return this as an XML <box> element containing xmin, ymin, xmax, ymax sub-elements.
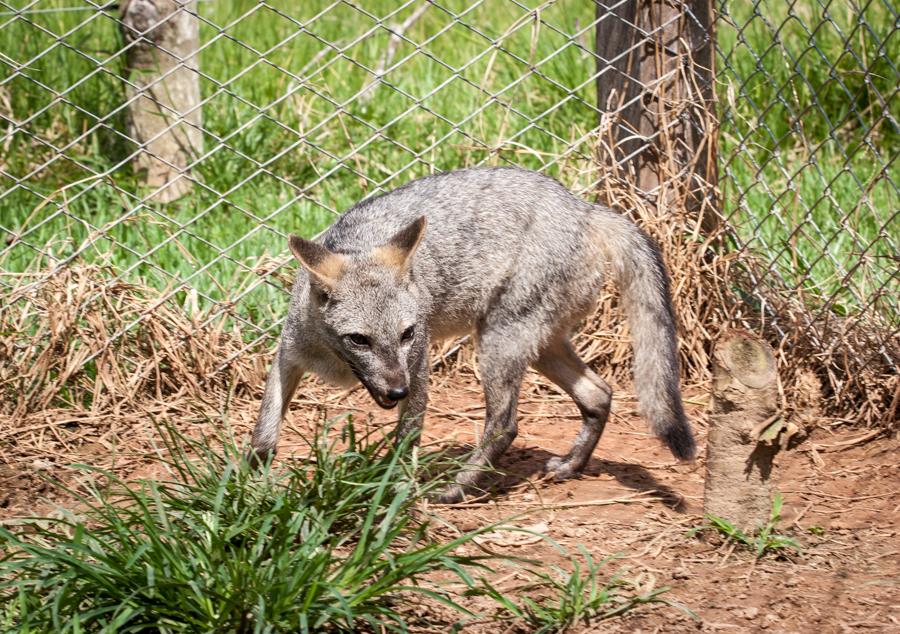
<box><xmin>289</xmin><ymin>235</ymin><xmax>345</xmax><ymax>289</ymax></box>
<box><xmin>372</xmin><ymin>216</ymin><xmax>426</xmax><ymax>275</ymax></box>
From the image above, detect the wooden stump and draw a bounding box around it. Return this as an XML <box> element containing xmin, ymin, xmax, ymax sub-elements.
<box><xmin>703</xmin><ymin>329</ymin><xmax>780</xmax><ymax>530</ymax></box>
<box><xmin>121</xmin><ymin>0</ymin><xmax>201</xmax><ymax>203</ymax></box>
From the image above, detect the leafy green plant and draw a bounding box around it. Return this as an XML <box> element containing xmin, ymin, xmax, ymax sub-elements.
<box><xmin>689</xmin><ymin>493</ymin><xmax>802</xmax><ymax>559</ymax></box>
<box><xmin>477</xmin><ymin>546</ymin><xmax>693</xmax><ymax>633</ymax></box>
<box><xmin>0</xmin><ymin>417</ymin><xmax>496</xmax><ymax>633</ymax></box>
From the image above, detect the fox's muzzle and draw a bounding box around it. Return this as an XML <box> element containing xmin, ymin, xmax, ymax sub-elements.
<box><xmin>358</xmin><ymin>372</ymin><xmax>408</xmax><ymax>409</ymax></box>
<box><xmin>369</xmin><ymin>383</ymin><xmax>408</xmax><ymax>409</ymax></box>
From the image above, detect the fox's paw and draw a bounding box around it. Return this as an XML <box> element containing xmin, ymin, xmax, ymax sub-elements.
<box><xmin>245</xmin><ymin>447</ymin><xmax>275</xmax><ymax>470</ymax></box>
<box><xmin>431</xmin><ymin>484</ymin><xmax>466</xmax><ymax>504</ymax></box>
<box><xmin>545</xmin><ymin>455</ymin><xmax>581</xmax><ymax>481</ymax></box>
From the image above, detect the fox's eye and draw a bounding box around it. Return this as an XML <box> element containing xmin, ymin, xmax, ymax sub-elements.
<box><xmin>401</xmin><ymin>325</ymin><xmax>415</xmax><ymax>342</ymax></box>
<box><xmin>346</xmin><ymin>333</ymin><xmax>370</xmax><ymax>347</ymax></box>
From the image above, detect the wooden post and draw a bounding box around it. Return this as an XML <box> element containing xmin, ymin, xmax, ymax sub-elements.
<box><xmin>703</xmin><ymin>330</ymin><xmax>780</xmax><ymax>530</ymax></box>
<box><xmin>120</xmin><ymin>0</ymin><xmax>202</xmax><ymax>203</ymax></box>
<box><xmin>595</xmin><ymin>0</ymin><xmax>717</xmax><ymax>230</ymax></box>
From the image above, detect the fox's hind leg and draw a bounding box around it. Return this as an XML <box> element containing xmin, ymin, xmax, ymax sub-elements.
<box><xmin>534</xmin><ymin>338</ymin><xmax>612</xmax><ymax>480</ymax></box>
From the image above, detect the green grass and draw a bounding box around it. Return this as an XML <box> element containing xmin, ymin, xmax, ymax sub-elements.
<box><xmin>0</xmin><ymin>419</ymin><xmax>492</xmax><ymax>632</ymax></box>
<box><xmin>689</xmin><ymin>493</ymin><xmax>802</xmax><ymax>560</ymax></box>
<box><xmin>1</xmin><ymin>0</ymin><xmax>600</xmax><ymax>328</ymax></box>
<box><xmin>1</xmin><ymin>0</ymin><xmax>895</xmax><ymax>327</ymax></box>
<box><xmin>0</xmin><ymin>417</ymin><xmax>679</xmax><ymax>632</ymax></box>
<box><xmin>717</xmin><ymin>0</ymin><xmax>898</xmax><ymax>318</ymax></box>
<box><xmin>476</xmin><ymin>545</ymin><xmax>695</xmax><ymax>633</ymax></box>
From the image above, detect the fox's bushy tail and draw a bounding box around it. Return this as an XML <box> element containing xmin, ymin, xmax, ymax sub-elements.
<box><xmin>597</xmin><ymin>209</ymin><xmax>696</xmax><ymax>461</ymax></box>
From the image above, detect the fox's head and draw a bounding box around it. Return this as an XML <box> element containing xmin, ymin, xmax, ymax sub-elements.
<box><xmin>289</xmin><ymin>217</ymin><xmax>427</xmax><ymax>409</ymax></box>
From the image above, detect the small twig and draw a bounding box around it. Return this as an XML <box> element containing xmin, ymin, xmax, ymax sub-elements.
<box><xmin>791</xmin><ymin>500</ymin><xmax>816</xmax><ymax>530</ymax></box>
<box><xmin>787</xmin><ymin>490</ymin><xmax>897</xmax><ymax>502</ymax></box>
<box><xmin>434</xmin><ymin>490</ymin><xmax>655</xmax><ymax>510</ymax></box>
<box><xmin>814</xmin><ymin>429</ymin><xmax>884</xmax><ymax>451</ymax></box>
<box><xmin>358</xmin><ymin>3</ymin><xmax>429</xmax><ymax>104</ymax></box>
<box><xmin>717</xmin><ymin>541</ymin><xmax>738</xmax><ymax>567</ymax></box>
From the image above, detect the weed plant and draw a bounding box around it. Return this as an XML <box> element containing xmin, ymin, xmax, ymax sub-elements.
<box><xmin>0</xmin><ymin>417</ymin><xmax>680</xmax><ymax>632</ymax></box>
<box><xmin>689</xmin><ymin>493</ymin><xmax>802</xmax><ymax>560</ymax></box>
<box><xmin>476</xmin><ymin>545</ymin><xmax>694</xmax><ymax>633</ymax></box>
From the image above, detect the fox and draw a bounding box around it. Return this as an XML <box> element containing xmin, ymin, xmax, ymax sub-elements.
<box><xmin>249</xmin><ymin>166</ymin><xmax>695</xmax><ymax>503</ymax></box>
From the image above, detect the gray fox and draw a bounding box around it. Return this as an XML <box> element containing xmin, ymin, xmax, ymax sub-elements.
<box><xmin>249</xmin><ymin>166</ymin><xmax>695</xmax><ymax>503</ymax></box>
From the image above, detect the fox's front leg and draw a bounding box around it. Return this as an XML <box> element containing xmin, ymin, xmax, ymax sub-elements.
<box><xmin>248</xmin><ymin>346</ymin><xmax>305</xmax><ymax>466</ymax></box>
<box><xmin>396</xmin><ymin>343</ymin><xmax>430</xmax><ymax>443</ymax></box>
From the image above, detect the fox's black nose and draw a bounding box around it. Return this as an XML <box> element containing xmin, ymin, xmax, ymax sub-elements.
<box><xmin>387</xmin><ymin>386</ymin><xmax>409</xmax><ymax>401</ymax></box>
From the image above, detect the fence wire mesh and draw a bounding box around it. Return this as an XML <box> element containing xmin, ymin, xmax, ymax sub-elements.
<box><xmin>716</xmin><ymin>0</ymin><xmax>898</xmax><ymax>358</ymax></box>
<box><xmin>1</xmin><ymin>1</ymin><xmax>897</xmax><ymax>422</ymax></box>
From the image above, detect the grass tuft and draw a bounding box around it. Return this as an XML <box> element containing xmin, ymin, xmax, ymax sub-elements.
<box><xmin>0</xmin><ymin>414</ymin><xmax>691</xmax><ymax>632</ymax></box>
<box><xmin>475</xmin><ymin>545</ymin><xmax>693</xmax><ymax>633</ymax></box>
<box><xmin>689</xmin><ymin>493</ymin><xmax>802</xmax><ymax>560</ymax></box>
<box><xmin>0</xmin><ymin>417</ymin><xmax>495</xmax><ymax>633</ymax></box>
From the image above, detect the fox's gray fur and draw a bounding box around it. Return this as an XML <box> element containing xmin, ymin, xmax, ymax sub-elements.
<box><xmin>250</xmin><ymin>166</ymin><xmax>695</xmax><ymax>503</ymax></box>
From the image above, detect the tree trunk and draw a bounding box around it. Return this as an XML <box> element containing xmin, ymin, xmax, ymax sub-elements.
<box><xmin>703</xmin><ymin>329</ymin><xmax>780</xmax><ymax>531</ymax></box>
<box><xmin>595</xmin><ymin>0</ymin><xmax>717</xmax><ymax>230</ymax></box>
<box><xmin>120</xmin><ymin>0</ymin><xmax>201</xmax><ymax>203</ymax></box>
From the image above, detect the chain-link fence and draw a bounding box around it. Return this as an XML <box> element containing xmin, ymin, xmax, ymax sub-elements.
<box><xmin>1</xmin><ymin>1</ymin><xmax>897</xmax><ymax>422</ymax></box>
<box><xmin>716</xmin><ymin>0</ymin><xmax>897</xmax><ymax>425</ymax></box>
<box><xmin>718</xmin><ymin>2</ymin><xmax>897</xmax><ymax>338</ymax></box>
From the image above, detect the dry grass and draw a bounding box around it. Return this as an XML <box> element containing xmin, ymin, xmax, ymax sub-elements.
<box><xmin>0</xmin><ymin>265</ymin><xmax>267</xmax><ymax>417</ymax></box>
<box><xmin>562</xmin><ymin>34</ymin><xmax>896</xmax><ymax>433</ymax></box>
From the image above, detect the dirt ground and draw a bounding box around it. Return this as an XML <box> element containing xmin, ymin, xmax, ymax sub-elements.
<box><xmin>1</xmin><ymin>364</ymin><xmax>898</xmax><ymax>633</ymax></box>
